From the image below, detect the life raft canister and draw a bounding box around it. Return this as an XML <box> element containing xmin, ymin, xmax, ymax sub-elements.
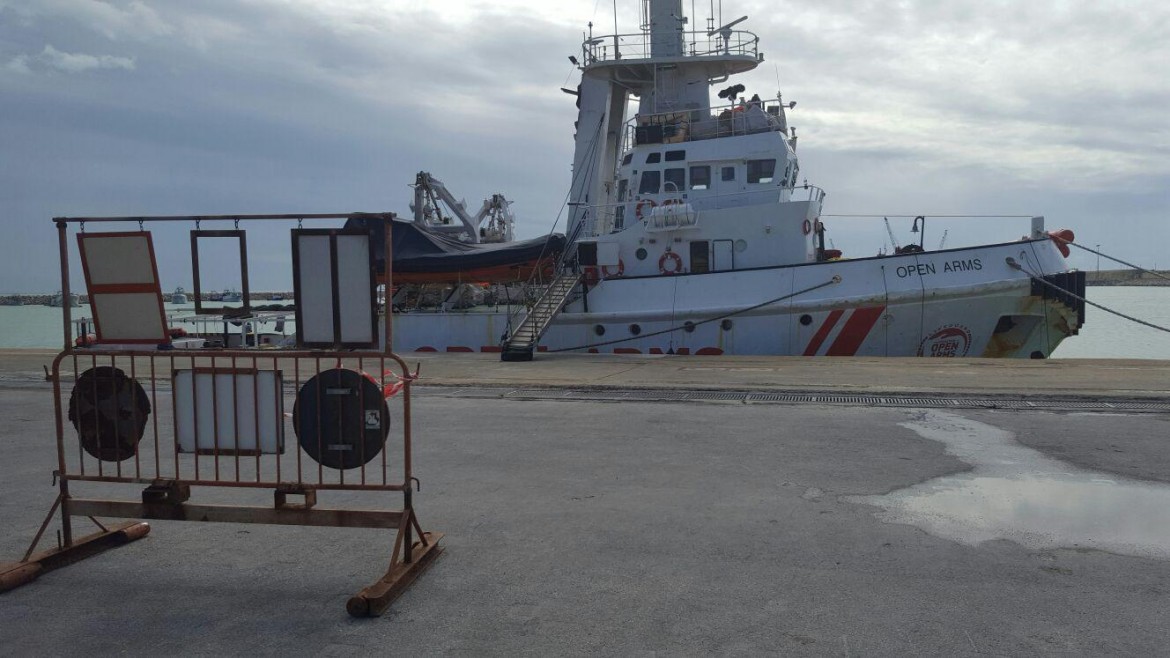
<box><xmin>659</xmin><ymin>251</ymin><xmax>683</xmax><ymax>275</ymax></box>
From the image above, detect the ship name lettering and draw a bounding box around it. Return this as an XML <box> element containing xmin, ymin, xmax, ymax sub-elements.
<box><xmin>895</xmin><ymin>263</ymin><xmax>936</xmax><ymax>278</ymax></box>
<box><xmin>943</xmin><ymin>258</ymin><xmax>983</xmax><ymax>273</ymax></box>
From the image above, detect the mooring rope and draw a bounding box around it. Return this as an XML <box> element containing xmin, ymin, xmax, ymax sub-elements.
<box><xmin>549</xmin><ymin>276</ymin><xmax>841</xmax><ymax>353</ymax></box>
<box><xmin>1006</xmin><ymin>257</ymin><xmax>1170</xmax><ymax>335</ymax></box>
<box><xmin>1068</xmin><ymin>241</ymin><xmax>1170</xmax><ymax>282</ymax></box>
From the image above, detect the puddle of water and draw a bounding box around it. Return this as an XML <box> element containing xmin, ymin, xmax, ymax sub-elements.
<box><xmin>845</xmin><ymin>410</ymin><xmax>1170</xmax><ymax>559</ymax></box>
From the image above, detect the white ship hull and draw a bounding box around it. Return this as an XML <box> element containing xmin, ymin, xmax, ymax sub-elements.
<box><xmin>392</xmin><ymin>238</ymin><xmax>1083</xmax><ymax>358</ymax></box>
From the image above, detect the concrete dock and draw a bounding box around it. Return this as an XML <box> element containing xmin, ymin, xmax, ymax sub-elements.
<box><xmin>2</xmin><ymin>350</ymin><xmax>1169</xmax><ymax>655</ymax></box>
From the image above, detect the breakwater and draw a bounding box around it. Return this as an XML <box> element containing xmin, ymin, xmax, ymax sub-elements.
<box><xmin>1085</xmin><ymin>269</ymin><xmax>1170</xmax><ymax>286</ymax></box>
<box><xmin>1</xmin><ymin>292</ymin><xmax>296</xmax><ymax>306</ymax></box>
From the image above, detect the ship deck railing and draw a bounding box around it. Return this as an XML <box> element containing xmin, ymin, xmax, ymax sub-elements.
<box><xmin>577</xmin><ymin>185</ymin><xmax>826</xmax><ymax>238</ymax></box>
<box><xmin>581</xmin><ymin>30</ymin><xmax>759</xmax><ymax>65</ymax></box>
<box><xmin>620</xmin><ymin>100</ymin><xmax>789</xmax><ymax>152</ymax></box>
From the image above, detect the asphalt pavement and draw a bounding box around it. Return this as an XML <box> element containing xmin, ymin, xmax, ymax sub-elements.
<box><xmin>1</xmin><ymin>358</ymin><xmax>1169</xmax><ymax>655</ymax></box>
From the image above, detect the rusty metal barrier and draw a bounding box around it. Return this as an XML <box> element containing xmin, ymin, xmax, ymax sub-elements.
<box><xmin>0</xmin><ymin>214</ymin><xmax>442</xmax><ymax>617</ymax></box>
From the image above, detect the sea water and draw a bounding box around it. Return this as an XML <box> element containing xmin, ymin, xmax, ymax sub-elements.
<box><xmin>0</xmin><ymin>288</ymin><xmax>1167</xmax><ymax>358</ymax></box>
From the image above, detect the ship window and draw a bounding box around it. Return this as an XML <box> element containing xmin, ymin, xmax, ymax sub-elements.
<box><xmin>665</xmin><ymin>150</ymin><xmax>686</xmax><ymax>162</ymax></box>
<box><xmin>664</xmin><ymin>168</ymin><xmax>685</xmax><ymax>194</ymax></box>
<box><xmin>690</xmin><ymin>166</ymin><xmax>710</xmax><ymax>190</ymax></box>
<box><xmin>638</xmin><ymin>171</ymin><xmax>661</xmax><ymax>194</ymax></box>
<box><xmin>646</xmin><ymin>153</ymin><xmax>661</xmax><ymax>164</ymax></box>
<box><xmin>622</xmin><ymin>153</ymin><xmax>633</xmax><ymax>165</ymax></box>
<box><xmin>616</xmin><ymin>178</ymin><xmax>628</xmax><ymax>202</ymax></box>
<box><xmin>721</xmin><ymin>166</ymin><xmax>736</xmax><ymax>182</ymax></box>
<box><xmin>614</xmin><ymin>205</ymin><xmax>625</xmax><ymax>230</ymax></box>
<box><xmin>747</xmin><ymin>159</ymin><xmax>777</xmax><ymax>184</ymax></box>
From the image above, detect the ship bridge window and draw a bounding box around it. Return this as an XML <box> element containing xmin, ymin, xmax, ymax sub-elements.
<box><xmin>622</xmin><ymin>153</ymin><xmax>633</xmax><ymax>165</ymax></box>
<box><xmin>748</xmin><ymin>159</ymin><xmax>777</xmax><ymax>184</ymax></box>
<box><xmin>664</xmin><ymin>168</ymin><xmax>686</xmax><ymax>194</ymax></box>
<box><xmin>690</xmin><ymin>166</ymin><xmax>711</xmax><ymax>190</ymax></box>
<box><xmin>722</xmin><ymin>166</ymin><xmax>736</xmax><ymax>182</ymax></box>
<box><xmin>665</xmin><ymin>150</ymin><xmax>686</xmax><ymax>162</ymax></box>
<box><xmin>616</xmin><ymin>178</ymin><xmax>628</xmax><ymax>202</ymax></box>
<box><xmin>638</xmin><ymin>171</ymin><xmax>661</xmax><ymax>194</ymax></box>
<box><xmin>645</xmin><ymin>153</ymin><xmax>661</xmax><ymax>164</ymax></box>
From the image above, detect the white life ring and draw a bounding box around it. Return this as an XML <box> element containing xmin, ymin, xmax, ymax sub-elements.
<box><xmin>802</xmin><ymin>219</ymin><xmax>812</xmax><ymax>235</ymax></box>
<box><xmin>659</xmin><ymin>251</ymin><xmax>683</xmax><ymax>275</ymax></box>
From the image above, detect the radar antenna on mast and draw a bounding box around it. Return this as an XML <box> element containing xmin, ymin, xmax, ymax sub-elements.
<box><xmin>707</xmin><ymin>15</ymin><xmax>747</xmax><ymax>53</ymax></box>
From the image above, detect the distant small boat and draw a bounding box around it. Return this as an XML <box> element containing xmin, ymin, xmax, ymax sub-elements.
<box><xmin>207</xmin><ymin>290</ymin><xmax>224</xmax><ymax>302</ymax></box>
<box><xmin>222</xmin><ymin>288</ymin><xmax>242</xmax><ymax>303</ymax></box>
<box><xmin>171</xmin><ymin>287</ymin><xmax>189</xmax><ymax>304</ymax></box>
<box><xmin>1</xmin><ymin>296</ymin><xmax>23</xmax><ymax>306</ymax></box>
<box><xmin>269</xmin><ymin>293</ymin><xmax>283</xmax><ymax>301</ymax></box>
<box><xmin>48</xmin><ymin>291</ymin><xmax>80</xmax><ymax>308</ymax></box>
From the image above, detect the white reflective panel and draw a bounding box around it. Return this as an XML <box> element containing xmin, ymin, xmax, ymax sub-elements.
<box><xmin>296</xmin><ymin>235</ymin><xmax>335</xmax><ymax>344</ymax></box>
<box><xmin>91</xmin><ymin>293</ymin><xmax>166</xmax><ymax>341</ymax></box>
<box><xmin>336</xmin><ymin>234</ymin><xmax>373</xmax><ymax>344</ymax></box>
<box><xmin>78</xmin><ymin>232</ymin><xmax>168</xmax><ymax>343</ymax></box>
<box><xmin>174</xmin><ymin>369</ymin><xmax>285</xmax><ymax>455</ymax></box>
<box><xmin>83</xmin><ymin>234</ymin><xmax>156</xmax><ymax>285</ymax></box>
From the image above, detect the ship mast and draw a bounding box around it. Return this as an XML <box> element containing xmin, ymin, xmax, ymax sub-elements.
<box><xmin>566</xmin><ymin>0</ymin><xmax>761</xmax><ymax>240</ymax></box>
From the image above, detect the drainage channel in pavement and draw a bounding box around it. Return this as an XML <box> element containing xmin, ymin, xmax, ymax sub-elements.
<box><xmin>415</xmin><ymin>386</ymin><xmax>1170</xmax><ymax>413</ymax></box>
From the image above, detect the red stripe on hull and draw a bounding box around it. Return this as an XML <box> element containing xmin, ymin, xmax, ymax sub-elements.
<box><xmin>825</xmin><ymin>306</ymin><xmax>886</xmax><ymax>356</ymax></box>
<box><xmin>803</xmin><ymin>309</ymin><xmax>844</xmax><ymax>356</ymax></box>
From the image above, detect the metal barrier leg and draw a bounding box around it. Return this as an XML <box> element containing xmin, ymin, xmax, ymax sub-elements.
<box><xmin>345</xmin><ymin>510</ymin><xmax>443</xmax><ymax>618</ymax></box>
<box><xmin>1</xmin><ymin>515</ymin><xmax>150</xmax><ymax>594</ymax></box>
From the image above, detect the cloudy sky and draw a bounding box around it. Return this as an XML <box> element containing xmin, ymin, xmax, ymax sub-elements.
<box><xmin>1</xmin><ymin>0</ymin><xmax>1167</xmax><ymax>292</ymax></box>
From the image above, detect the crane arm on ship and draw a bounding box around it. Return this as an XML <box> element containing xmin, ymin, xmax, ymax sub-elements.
<box><xmin>410</xmin><ymin>172</ymin><xmax>515</xmax><ymax>244</ymax></box>
<box><xmin>884</xmin><ymin>217</ymin><xmax>900</xmax><ymax>251</ymax></box>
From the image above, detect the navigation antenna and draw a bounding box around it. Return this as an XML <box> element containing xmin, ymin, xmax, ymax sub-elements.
<box><xmin>708</xmin><ymin>15</ymin><xmax>747</xmax><ymax>54</ymax></box>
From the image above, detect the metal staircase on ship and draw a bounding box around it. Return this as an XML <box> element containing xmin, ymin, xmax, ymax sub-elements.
<box><xmin>500</xmin><ymin>271</ymin><xmax>582</xmax><ymax>361</ymax></box>
<box><xmin>500</xmin><ymin>221</ymin><xmax>588</xmax><ymax>361</ymax></box>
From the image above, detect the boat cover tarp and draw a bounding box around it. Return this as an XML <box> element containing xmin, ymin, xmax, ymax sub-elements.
<box><xmin>344</xmin><ymin>214</ymin><xmax>565</xmax><ymax>280</ymax></box>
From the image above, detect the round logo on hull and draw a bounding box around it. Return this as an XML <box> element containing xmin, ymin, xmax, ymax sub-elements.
<box><xmin>918</xmin><ymin>325</ymin><xmax>973</xmax><ymax>357</ymax></box>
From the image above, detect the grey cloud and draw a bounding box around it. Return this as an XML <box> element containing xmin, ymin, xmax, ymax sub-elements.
<box><xmin>1</xmin><ymin>0</ymin><xmax>1167</xmax><ymax>292</ymax></box>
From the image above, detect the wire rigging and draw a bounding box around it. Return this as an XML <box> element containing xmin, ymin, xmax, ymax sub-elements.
<box><xmin>1006</xmin><ymin>257</ymin><xmax>1170</xmax><ymax>335</ymax></box>
<box><xmin>550</xmin><ymin>277</ymin><xmax>840</xmax><ymax>352</ymax></box>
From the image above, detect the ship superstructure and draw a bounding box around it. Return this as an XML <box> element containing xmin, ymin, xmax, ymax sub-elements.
<box><xmin>389</xmin><ymin>0</ymin><xmax>1085</xmax><ymax>359</ymax></box>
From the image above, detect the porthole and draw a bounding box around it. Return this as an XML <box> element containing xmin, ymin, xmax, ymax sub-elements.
<box><xmin>594</xmin><ymin>325</ymin><xmax>606</xmax><ymax>336</ymax></box>
<box><xmin>629</xmin><ymin>324</ymin><xmax>642</xmax><ymax>336</ymax></box>
<box><xmin>683</xmin><ymin>321</ymin><xmax>696</xmax><ymax>333</ymax></box>
<box><xmin>720</xmin><ymin>319</ymin><xmax>734</xmax><ymax>331</ymax></box>
<box><xmin>635</xmin><ymin>247</ymin><xmax>648</xmax><ymax>260</ymax></box>
<box><xmin>734</xmin><ymin>239</ymin><xmax>747</xmax><ymax>253</ymax></box>
<box><xmin>799</xmin><ymin>314</ymin><xmax>813</xmax><ymax>326</ymax></box>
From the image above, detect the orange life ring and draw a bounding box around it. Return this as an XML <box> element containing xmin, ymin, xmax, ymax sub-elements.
<box><xmin>602</xmin><ymin>259</ymin><xmax>625</xmax><ymax>278</ymax></box>
<box><xmin>659</xmin><ymin>251</ymin><xmax>683</xmax><ymax>275</ymax></box>
<box><xmin>802</xmin><ymin>219</ymin><xmax>812</xmax><ymax>235</ymax></box>
<box><xmin>583</xmin><ymin>266</ymin><xmax>600</xmax><ymax>285</ymax></box>
<box><xmin>636</xmin><ymin>199</ymin><xmax>657</xmax><ymax>219</ymax></box>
